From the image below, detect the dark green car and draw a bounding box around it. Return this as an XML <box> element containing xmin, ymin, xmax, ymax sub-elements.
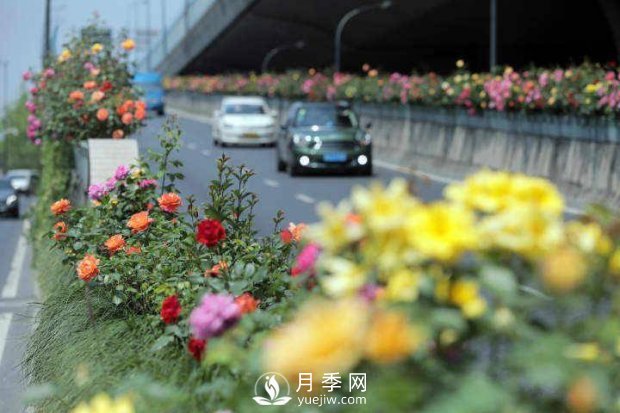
<box><xmin>276</xmin><ymin>101</ymin><xmax>373</xmax><ymax>176</ymax></box>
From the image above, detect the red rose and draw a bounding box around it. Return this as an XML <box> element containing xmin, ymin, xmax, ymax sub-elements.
<box><xmin>196</xmin><ymin>218</ymin><xmax>226</xmax><ymax>247</ymax></box>
<box><xmin>280</xmin><ymin>229</ymin><xmax>293</xmax><ymax>244</ymax></box>
<box><xmin>100</xmin><ymin>80</ymin><xmax>113</xmax><ymax>92</ymax></box>
<box><xmin>188</xmin><ymin>336</ymin><xmax>206</xmax><ymax>361</ymax></box>
<box><xmin>160</xmin><ymin>295</ymin><xmax>182</xmax><ymax>324</ymax></box>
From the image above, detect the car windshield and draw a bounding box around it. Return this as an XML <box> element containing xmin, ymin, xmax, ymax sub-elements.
<box><xmin>6</xmin><ymin>172</ymin><xmax>27</xmax><ymax>179</ymax></box>
<box><xmin>223</xmin><ymin>104</ymin><xmax>266</xmax><ymax>115</ymax></box>
<box><xmin>0</xmin><ymin>179</ymin><xmax>13</xmax><ymax>190</ymax></box>
<box><xmin>294</xmin><ymin>106</ymin><xmax>358</xmax><ymax>128</ymax></box>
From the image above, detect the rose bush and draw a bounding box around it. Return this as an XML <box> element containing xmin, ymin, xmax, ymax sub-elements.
<box><xmin>23</xmin><ymin>21</ymin><xmax>145</xmax><ymax>145</ymax></box>
<box><xmin>165</xmin><ymin>62</ymin><xmax>620</xmax><ymax>117</ymax></box>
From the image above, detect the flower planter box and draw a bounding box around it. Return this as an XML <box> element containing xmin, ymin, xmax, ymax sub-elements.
<box><xmin>72</xmin><ymin>139</ymin><xmax>139</xmax><ymax>205</ymax></box>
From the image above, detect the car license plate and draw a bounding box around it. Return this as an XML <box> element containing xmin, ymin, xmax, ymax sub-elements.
<box><xmin>323</xmin><ymin>152</ymin><xmax>347</xmax><ymax>162</ymax></box>
<box><xmin>243</xmin><ymin>132</ymin><xmax>259</xmax><ymax>138</ymax></box>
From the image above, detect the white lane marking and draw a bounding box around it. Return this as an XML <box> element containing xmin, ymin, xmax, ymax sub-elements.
<box><xmin>171</xmin><ymin>107</ymin><xmax>585</xmax><ymax>216</ymax></box>
<box><xmin>263</xmin><ymin>178</ymin><xmax>280</xmax><ymax>188</ymax></box>
<box><xmin>294</xmin><ymin>193</ymin><xmax>315</xmax><ymax>204</ymax></box>
<box><xmin>168</xmin><ymin>108</ymin><xmax>214</xmax><ymax>125</ymax></box>
<box><xmin>187</xmin><ymin>142</ymin><xmax>197</xmax><ymax>151</ymax></box>
<box><xmin>1</xmin><ymin>220</ymin><xmax>29</xmax><ymax>299</ymax></box>
<box><xmin>0</xmin><ymin>313</ymin><xmax>13</xmax><ymax>366</ymax></box>
<box><xmin>201</xmin><ymin>149</ymin><xmax>211</xmax><ymax>157</ymax></box>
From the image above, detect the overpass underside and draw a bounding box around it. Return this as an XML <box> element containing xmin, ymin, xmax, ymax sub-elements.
<box><xmin>158</xmin><ymin>0</ymin><xmax>620</xmax><ymax>75</ymax></box>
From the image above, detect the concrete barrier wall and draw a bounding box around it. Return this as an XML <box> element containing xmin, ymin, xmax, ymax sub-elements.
<box><xmin>167</xmin><ymin>92</ymin><xmax>620</xmax><ymax>208</ymax></box>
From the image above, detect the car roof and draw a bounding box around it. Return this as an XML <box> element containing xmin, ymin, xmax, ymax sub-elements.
<box><xmin>289</xmin><ymin>101</ymin><xmax>351</xmax><ymax>109</ymax></box>
<box><xmin>6</xmin><ymin>169</ymin><xmax>36</xmax><ymax>176</ymax></box>
<box><xmin>221</xmin><ymin>96</ymin><xmax>267</xmax><ymax>105</ymax></box>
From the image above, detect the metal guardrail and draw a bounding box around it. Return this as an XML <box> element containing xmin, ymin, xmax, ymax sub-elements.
<box><xmin>142</xmin><ymin>0</ymin><xmax>217</xmax><ymax>71</ymax></box>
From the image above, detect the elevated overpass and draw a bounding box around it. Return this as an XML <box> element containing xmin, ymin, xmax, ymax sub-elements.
<box><xmin>146</xmin><ymin>0</ymin><xmax>620</xmax><ymax>75</ymax></box>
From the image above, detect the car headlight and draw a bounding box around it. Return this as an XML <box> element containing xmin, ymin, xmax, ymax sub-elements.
<box><xmin>6</xmin><ymin>194</ymin><xmax>17</xmax><ymax>205</ymax></box>
<box><xmin>292</xmin><ymin>134</ymin><xmax>313</xmax><ymax>146</ymax></box>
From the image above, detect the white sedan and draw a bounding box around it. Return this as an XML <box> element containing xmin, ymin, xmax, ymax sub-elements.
<box><xmin>213</xmin><ymin>96</ymin><xmax>277</xmax><ymax>146</ymax></box>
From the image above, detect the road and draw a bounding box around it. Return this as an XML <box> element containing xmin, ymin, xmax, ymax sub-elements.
<box><xmin>136</xmin><ymin>114</ymin><xmax>448</xmax><ymax>235</ymax></box>
<box><xmin>0</xmin><ymin>197</ymin><xmax>37</xmax><ymax>413</ymax></box>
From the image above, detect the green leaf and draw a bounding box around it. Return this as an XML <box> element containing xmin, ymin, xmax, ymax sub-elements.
<box><xmin>150</xmin><ymin>335</ymin><xmax>174</xmax><ymax>352</ymax></box>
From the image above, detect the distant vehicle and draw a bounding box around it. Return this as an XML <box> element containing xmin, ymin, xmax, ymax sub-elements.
<box><xmin>5</xmin><ymin>169</ymin><xmax>38</xmax><ymax>194</ymax></box>
<box><xmin>0</xmin><ymin>178</ymin><xmax>19</xmax><ymax>218</ymax></box>
<box><xmin>213</xmin><ymin>96</ymin><xmax>277</xmax><ymax>146</ymax></box>
<box><xmin>134</xmin><ymin>71</ymin><xmax>165</xmax><ymax>116</ymax></box>
<box><xmin>276</xmin><ymin>101</ymin><xmax>372</xmax><ymax>176</ymax></box>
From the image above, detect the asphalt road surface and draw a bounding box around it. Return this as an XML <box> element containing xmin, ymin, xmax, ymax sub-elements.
<box><xmin>136</xmin><ymin>114</ymin><xmax>448</xmax><ymax>235</ymax></box>
<box><xmin>0</xmin><ymin>196</ymin><xmax>37</xmax><ymax>413</ymax></box>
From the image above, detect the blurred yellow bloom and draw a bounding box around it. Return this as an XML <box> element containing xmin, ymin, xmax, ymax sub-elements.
<box><xmin>320</xmin><ymin>257</ymin><xmax>366</xmax><ymax>297</ymax></box>
<box><xmin>364</xmin><ymin>310</ymin><xmax>426</xmax><ymax>364</ymax></box>
<box><xmin>609</xmin><ymin>249</ymin><xmax>620</xmax><ymax>276</ymax></box>
<box><xmin>406</xmin><ymin>202</ymin><xmax>478</xmax><ymax>261</ymax></box>
<box><xmin>564</xmin><ymin>342</ymin><xmax>601</xmax><ymax>361</ymax></box>
<box><xmin>384</xmin><ymin>268</ymin><xmax>420</xmax><ymax>302</ymax></box>
<box><xmin>352</xmin><ymin>179</ymin><xmax>416</xmax><ymax>233</ymax></box>
<box><xmin>480</xmin><ymin>207</ymin><xmax>564</xmax><ymax>258</ymax></box>
<box><xmin>510</xmin><ymin>175</ymin><xmax>564</xmax><ymax>215</ymax></box>
<box><xmin>493</xmin><ymin>307</ymin><xmax>515</xmax><ymax>330</ymax></box>
<box><xmin>58</xmin><ymin>48</ymin><xmax>71</xmax><ymax>63</ymax></box>
<box><xmin>585</xmin><ymin>83</ymin><xmax>600</xmax><ymax>94</ymax></box>
<box><xmin>121</xmin><ymin>38</ymin><xmax>136</xmax><ymax>51</ymax></box>
<box><xmin>456</xmin><ymin>59</ymin><xmax>465</xmax><ymax>68</ymax></box>
<box><xmin>450</xmin><ymin>279</ymin><xmax>486</xmax><ymax>319</ymax></box>
<box><xmin>439</xmin><ymin>329</ymin><xmax>458</xmax><ymax>346</ymax></box>
<box><xmin>540</xmin><ymin>246</ymin><xmax>587</xmax><ymax>294</ymax></box>
<box><xmin>91</xmin><ymin>43</ymin><xmax>103</xmax><ymax>54</ymax></box>
<box><xmin>434</xmin><ymin>276</ymin><xmax>451</xmax><ymax>302</ymax></box>
<box><xmin>72</xmin><ymin>393</ymin><xmax>133</xmax><ymax>413</ymax></box>
<box><xmin>310</xmin><ymin>201</ymin><xmax>363</xmax><ymax>252</ymax></box>
<box><xmin>565</xmin><ymin>221</ymin><xmax>612</xmax><ymax>255</ymax></box>
<box><xmin>263</xmin><ymin>298</ymin><xmax>367</xmax><ymax>380</ymax></box>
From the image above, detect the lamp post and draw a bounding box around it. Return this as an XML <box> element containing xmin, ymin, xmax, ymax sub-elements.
<box><xmin>261</xmin><ymin>41</ymin><xmax>305</xmax><ymax>73</ymax></box>
<box><xmin>489</xmin><ymin>0</ymin><xmax>497</xmax><ymax>71</ymax></box>
<box><xmin>334</xmin><ymin>0</ymin><xmax>392</xmax><ymax>73</ymax></box>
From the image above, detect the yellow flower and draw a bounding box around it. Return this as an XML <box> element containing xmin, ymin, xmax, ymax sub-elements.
<box><xmin>540</xmin><ymin>246</ymin><xmax>587</xmax><ymax>294</ymax></box>
<box><xmin>262</xmin><ymin>298</ymin><xmax>368</xmax><ymax>380</ymax></box>
<box><xmin>91</xmin><ymin>43</ymin><xmax>103</xmax><ymax>54</ymax></box>
<box><xmin>565</xmin><ymin>221</ymin><xmax>612</xmax><ymax>255</ymax></box>
<box><xmin>564</xmin><ymin>342</ymin><xmax>601</xmax><ymax>361</ymax></box>
<box><xmin>510</xmin><ymin>174</ymin><xmax>564</xmax><ymax>216</ymax></box>
<box><xmin>130</xmin><ymin>167</ymin><xmax>143</xmax><ymax>178</ymax></box>
<box><xmin>58</xmin><ymin>48</ymin><xmax>71</xmax><ymax>63</ymax></box>
<box><xmin>480</xmin><ymin>207</ymin><xmax>564</xmax><ymax>258</ymax></box>
<box><xmin>406</xmin><ymin>202</ymin><xmax>478</xmax><ymax>261</ymax></box>
<box><xmin>456</xmin><ymin>59</ymin><xmax>465</xmax><ymax>68</ymax></box>
<box><xmin>72</xmin><ymin>393</ymin><xmax>134</xmax><ymax>413</ymax></box>
<box><xmin>121</xmin><ymin>38</ymin><xmax>136</xmax><ymax>51</ymax></box>
<box><xmin>365</xmin><ymin>310</ymin><xmax>426</xmax><ymax>364</ymax></box>
<box><xmin>609</xmin><ymin>248</ymin><xmax>620</xmax><ymax>276</ymax></box>
<box><xmin>320</xmin><ymin>257</ymin><xmax>366</xmax><ymax>297</ymax></box>
<box><xmin>310</xmin><ymin>201</ymin><xmax>363</xmax><ymax>252</ymax></box>
<box><xmin>351</xmin><ymin>178</ymin><xmax>416</xmax><ymax>233</ymax></box>
<box><xmin>384</xmin><ymin>268</ymin><xmax>420</xmax><ymax>302</ymax></box>
<box><xmin>449</xmin><ymin>279</ymin><xmax>487</xmax><ymax>319</ymax></box>
<box><xmin>585</xmin><ymin>83</ymin><xmax>600</xmax><ymax>94</ymax></box>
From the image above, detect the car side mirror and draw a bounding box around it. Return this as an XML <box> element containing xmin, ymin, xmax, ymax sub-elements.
<box><xmin>365</xmin><ymin>121</ymin><xmax>373</xmax><ymax>130</ymax></box>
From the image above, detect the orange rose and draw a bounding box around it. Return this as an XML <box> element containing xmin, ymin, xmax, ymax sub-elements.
<box><xmin>234</xmin><ymin>292</ymin><xmax>260</xmax><ymax>314</ymax></box>
<box><xmin>69</xmin><ymin>90</ymin><xmax>84</xmax><ymax>101</ymax></box>
<box><xmin>205</xmin><ymin>260</ymin><xmax>228</xmax><ymax>277</ymax></box>
<box><xmin>127</xmin><ymin>211</ymin><xmax>154</xmax><ymax>233</ymax></box>
<box><xmin>52</xmin><ymin>221</ymin><xmax>67</xmax><ymax>241</ymax></box>
<box><xmin>121</xmin><ymin>38</ymin><xmax>136</xmax><ymax>51</ymax></box>
<box><xmin>83</xmin><ymin>81</ymin><xmax>97</xmax><ymax>89</ymax></box>
<box><xmin>126</xmin><ymin>245</ymin><xmax>142</xmax><ymax>255</ymax></box>
<box><xmin>50</xmin><ymin>199</ymin><xmax>71</xmax><ymax>215</ymax></box>
<box><xmin>121</xmin><ymin>112</ymin><xmax>134</xmax><ymax>125</ymax></box>
<box><xmin>135</xmin><ymin>100</ymin><xmax>146</xmax><ymax>110</ymax></box>
<box><xmin>91</xmin><ymin>90</ymin><xmax>105</xmax><ymax>103</ymax></box>
<box><xmin>288</xmin><ymin>222</ymin><xmax>307</xmax><ymax>242</ymax></box>
<box><xmin>158</xmin><ymin>192</ymin><xmax>182</xmax><ymax>213</ymax></box>
<box><xmin>112</xmin><ymin>129</ymin><xmax>125</xmax><ymax>139</ymax></box>
<box><xmin>96</xmin><ymin>108</ymin><xmax>109</xmax><ymax>121</ymax></box>
<box><xmin>77</xmin><ymin>253</ymin><xmax>100</xmax><ymax>282</ymax></box>
<box><xmin>104</xmin><ymin>234</ymin><xmax>126</xmax><ymax>255</ymax></box>
<box><xmin>135</xmin><ymin>107</ymin><xmax>146</xmax><ymax>121</ymax></box>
